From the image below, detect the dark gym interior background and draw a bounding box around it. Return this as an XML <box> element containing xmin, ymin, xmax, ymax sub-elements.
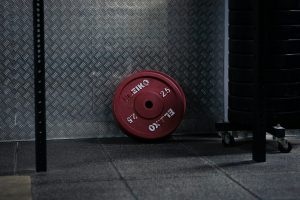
<box><xmin>1</xmin><ymin>0</ymin><xmax>224</xmax><ymax>141</ymax></box>
<box><xmin>2</xmin><ymin>1</ymin><xmax>300</xmax><ymax>200</ymax></box>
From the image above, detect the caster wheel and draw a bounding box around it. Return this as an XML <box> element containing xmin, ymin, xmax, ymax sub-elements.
<box><xmin>222</xmin><ymin>134</ymin><xmax>236</xmax><ymax>147</ymax></box>
<box><xmin>278</xmin><ymin>141</ymin><xmax>292</xmax><ymax>153</ymax></box>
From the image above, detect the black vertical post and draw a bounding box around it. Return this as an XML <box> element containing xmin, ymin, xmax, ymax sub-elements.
<box><xmin>33</xmin><ymin>0</ymin><xmax>47</xmax><ymax>172</ymax></box>
<box><xmin>253</xmin><ymin>0</ymin><xmax>269</xmax><ymax>162</ymax></box>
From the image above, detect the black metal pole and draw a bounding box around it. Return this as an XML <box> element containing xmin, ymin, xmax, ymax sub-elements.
<box><xmin>33</xmin><ymin>0</ymin><xmax>47</xmax><ymax>172</ymax></box>
<box><xmin>253</xmin><ymin>0</ymin><xmax>269</xmax><ymax>162</ymax></box>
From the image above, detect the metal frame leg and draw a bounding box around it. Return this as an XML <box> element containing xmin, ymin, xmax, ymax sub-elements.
<box><xmin>252</xmin><ymin>124</ymin><xmax>266</xmax><ymax>162</ymax></box>
<box><xmin>33</xmin><ymin>0</ymin><xmax>47</xmax><ymax>172</ymax></box>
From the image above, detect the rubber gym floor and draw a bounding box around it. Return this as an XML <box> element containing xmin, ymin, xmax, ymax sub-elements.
<box><xmin>0</xmin><ymin>135</ymin><xmax>299</xmax><ymax>200</ymax></box>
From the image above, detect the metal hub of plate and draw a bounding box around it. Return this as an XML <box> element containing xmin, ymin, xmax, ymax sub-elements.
<box><xmin>113</xmin><ymin>70</ymin><xmax>186</xmax><ymax>140</ymax></box>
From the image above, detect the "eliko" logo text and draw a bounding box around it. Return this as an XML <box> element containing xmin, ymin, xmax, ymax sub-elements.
<box><xmin>131</xmin><ymin>80</ymin><xmax>150</xmax><ymax>95</ymax></box>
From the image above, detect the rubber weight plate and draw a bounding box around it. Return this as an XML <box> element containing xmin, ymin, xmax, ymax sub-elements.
<box><xmin>229</xmin><ymin>81</ymin><xmax>300</xmax><ymax>98</ymax></box>
<box><xmin>272</xmin><ymin>26</ymin><xmax>300</xmax><ymax>40</ymax></box>
<box><xmin>273</xmin><ymin>11</ymin><xmax>300</xmax><ymax>25</ymax></box>
<box><xmin>229</xmin><ymin>11</ymin><xmax>254</xmax><ymax>25</ymax></box>
<box><xmin>229</xmin><ymin>0</ymin><xmax>253</xmax><ymax>10</ymax></box>
<box><xmin>229</xmin><ymin>25</ymin><xmax>254</xmax><ymax>40</ymax></box>
<box><xmin>270</xmin><ymin>54</ymin><xmax>300</xmax><ymax>69</ymax></box>
<box><xmin>229</xmin><ymin>53</ymin><xmax>254</xmax><ymax>69</ymax></box>
<box><xmin>229</xmin><ymin>39</ymin><xmax>255</xmax><ymax>54</ymax></box>
<box><xmin>272</xmin><ymin>40</ymin><xmax>300</xmax><ymax>54</ymax></box>
<box><xmin>273</xmin><ymin>0</ymin><xmax>300</xmax><ymax>10</ymax></box>
<box><xmin>113</xmin><ymin>70</ymin><xmax>186</xmax><ymax>140</ymax></box>
<box><xmin>229</xmin><ymin>68</ymin><xmax>300</xmax><ymax>83</ymax></box>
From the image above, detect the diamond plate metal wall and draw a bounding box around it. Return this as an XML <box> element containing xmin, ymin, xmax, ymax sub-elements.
<box><xmin>0</xmin><ymin>0</ymin><xmax>34</xmax><ymax>141</ymax></box>
<box><xmin>44</xmin><ymin>0</ymin><xmax>97</xmax><ymax>139</ymax></box>
<box><xmin>167</xmin><ymin>0</ymin><xmax>224</xmax><ymax>132</ymax></box>
<box><xmin>1</xmin><ymin>0</ymin><xmax>224</xmax><ymax>140</ymax></box>
<box><xmin>91</xmin><ymin>0</ymin><xmax>170</xmax><ymax>138</ymax></box>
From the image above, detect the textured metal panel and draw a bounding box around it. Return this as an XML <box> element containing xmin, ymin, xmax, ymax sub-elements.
<box><xmin>92</xmin><ymin>0</ymin><xmax>169</xmax><ymax>119</ymax></box>
<box><xmin>44</xmin><ymin>0</ymin><xmax>96</xmax><ymax>139</ymax></box>
<box><xmin>44</xmin><ymin>0</ymin><xmax>224</xmax><ymax>139</ymax></box>
<box><xmin>1</xmin><ymin>0</ymin><xmax>224</xmax><ymax>140</ymax></box>
<box><xmin>167</xmin><ymin>0</ymin><xmax>224</xmax><ymax>121</ymax></box>
<box><xmin>0</xmin><ymin>0</ymin><xmax>34</xmax><ymax>141</ymax></box>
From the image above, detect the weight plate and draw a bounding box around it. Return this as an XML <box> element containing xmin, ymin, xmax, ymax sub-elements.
<box><xmin>229</xmin><ymin>0</ymin><xmax>253</xmax><ymax>10</ymax></box>
<box><xmin>113</xmin><ymin>70</ymin><xmax>186</xmax><ymax>140</ymax></box>
<box><xmin>265</xmin><ymin>82</ymin><xmax>300</xmax><ymax>97</ymax></box>
<box><xmin>273</xmin><ymin>11</ymin><xmax>300</xmax><ymax>25</ymax></box>
<box><xmin>143</xmin><ymin>70</ymin><xmax>186</xmax><ymax>114</ymax></box>
<box><xmin>273</xmin><ymin>0</ymin><xmax>300</xmax><ymax>10</ymax></box>
<box><xmin>229</xmin><ymin>53</ymin><xmax>254</xmax><ymax>69</ymax></box>
<box><xmin>272</xmin><ymin>25</ymin><xmax>300</xmax><ymax>40</ymax></box>
<box><xmin>229</xmin><ymin>81</ymin><xmax>300</xmax><ymax>98</ymax></box>
<box><xmin>229</xmin><ymin>96</ymin><xmax>300</xmax><ymax>112</ymax></box>
<box><xmin>269</xmin><ymin>54</ymin><xmax>300</xmax><ymax>69</ymax></box>
<box><xmin>229</xmin><ymin>108</ymin><xmax>300</xmax><ymax>128</ymax></box>
<box><xmin>269</xmin><ymin>111</ymin><xmax>300</xmax><ymax>128</ymax></box>
<box><xmin>267</xmin><ymin>97</ymin><xmax>300</xmax><ymax>112</ymax></box>
<box><xmin>229</xmin><ymin>25</ymin><xmax>254</xmax><ymax>40</ymax></box>
<box><xmin>272</xmin><ymin>40</ymin><xmax>300</xmax><ymax>54</ymax></box>
<box><xmin>228</xmin><ymin>109</ymin><xmax>253</xmax><ymax>126</ymax></box>
<box><xmin>229</xmin><ymin>96</ymin><xmax>254</xmax><ymax>111</ymax></box>
<box><xmin>230</xmin><ymin>53</ymin><xmax>300</xmax><ymax>69</ymax></box>
<box><xmin>229</xmin><ymin>68</ymin><xmax>300</xmax><ymax>83</ymax></box>
<box><xmin>229</xmin><ymin>11</ymin><xmax>254</xmax><ymax>26</ymax></box>
<box><xmin>229</xmin><ymin>82</ymin><xmax>254</xmax><ymax>97</ymax></box>
<box><xmin>229</xmin><ymin>39</ymin><xmax>255</xmax><ymax>54</ymax></box>
<box><xmin>230</xmin><ymin>0</ymin><xmax>300</xmax><ymax>11</ymax></box>
<box><xmin>229</xmin><ymin>68</ymin><xmax>254</xmax><ymax>82</ymax></box>
<box><xmin>264</xmin><ymin>68</ymin><xmax>300</xmax><ymax>82</ymax></box>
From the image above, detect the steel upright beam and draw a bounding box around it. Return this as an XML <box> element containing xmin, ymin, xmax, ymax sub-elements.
<box><xmin>252</xmin><ymin>0</ymin><xmax>270</xmax><ymax>162</ymax></box>
<box><xmin>33</xmin><ymin>0</ymin><xmax>47</xmax><ymax>172</ymax></box>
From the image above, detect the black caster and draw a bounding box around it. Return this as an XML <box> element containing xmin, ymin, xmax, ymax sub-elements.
<box><xmin>222</xmin><ymin>132</ymin><xmax>236</xmax><ymax>147</ymax></box>
<box><xmin>278</xmin><ymin>141</ymin><xmax>292</xmax><ymax>153</ymax></box>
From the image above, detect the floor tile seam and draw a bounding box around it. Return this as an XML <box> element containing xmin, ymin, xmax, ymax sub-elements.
<box><xmin>32</xmin><ymin>171</ymin><xmax>224</xmax><ymax>185</ymax></box>
<box><xmin>220</xmin><ymin>171</ymin><xmax>300</xmax><ymax>176</ymax></box>
<box><xmin>30</xmin><ymin>173</ymin><xmax>218</xmax><ymax>186</ymax></box>
<box><xmin>108</xmin><ymin>156</ymin><xmax>207</xmax><ymax>163</ymax></box>
<box><xmin>0</xmin><ymin>173</ymin><xmax>17</xmax><ymax>176</ymax></box>
<box><xmin>269</xmin><ymin>198</ymin><xmax>300</xmax><ymax>200</ymax></box>
<box><xmin>31</xmin><ymin>177</ymin><xmax>125</xmax><ymax>186</ymax></box>
<box><xmin>269</xmin><ymin>197</ymin><xmax>300</xmax><ymax>200</ymax></box>
<box><xmin>123</xmin><ymin>173</ymin><xmax>227</xmax><ymax>182</ymax></box>
<box><xmin>99</xmin><ymin>143</ymin><xmax>139</xmax><ymax>200</ymax></box>
<box><xmin>179</xmin><ymin>142</ymin><xmax>264</xmax><ymax>200</ymax></box>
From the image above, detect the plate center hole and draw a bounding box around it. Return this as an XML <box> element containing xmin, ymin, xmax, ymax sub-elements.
<box><xmin>145</xmin><ymin>100</ymin><xmax>153</xmax><ymax>109</ymax></box>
